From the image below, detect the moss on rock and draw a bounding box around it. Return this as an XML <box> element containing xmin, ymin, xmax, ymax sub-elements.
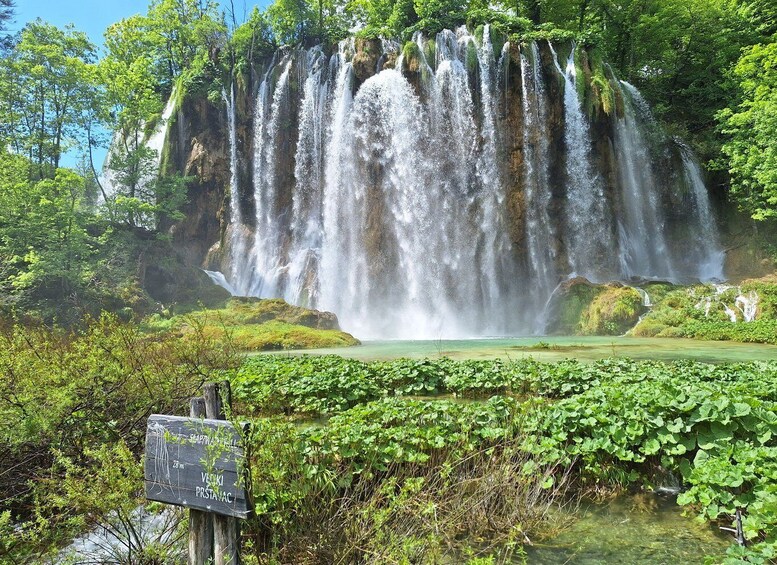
<box><xmin>545</xmin><ymin>277</ymin><xmax>601</xmax><ymax>334</ymax></box>
<box><xmin>353</xmin><ymin>37</ymin><xmax>382</xmax><ymax>84</ymax></box>
<box><xmin>401</xmin><ymin>40</ymin><xmax>423</xmax><ymax>73</ymax></box>
<box><xmin>631</xmin><ymin>275</ymin><xmax>777</xmax><ymax>343</ymax></box>
<box><xmin>143</xmin><ymin>297</ymin><xmax>360</xmax><ymax>351</ymax></box>
<box><xmin>547</xmin><ymin>279</ymin><xmax>648</xmax><ymax>335</ymax></box>
<box><xmin>579</xmin><ymin>286</ymin><xmax>644</xmax><ymax>335</ymax></box>
<box><xmin>741</xmin><ymin>274</ymin><xmax>777</xmax><ymax>319</ymax></box>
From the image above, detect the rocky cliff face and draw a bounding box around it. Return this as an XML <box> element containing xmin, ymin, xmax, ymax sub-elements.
<box><xmin>166</xmin><ymin>96</ymin><xmax>231</xmax><ymax>267</ymax></box>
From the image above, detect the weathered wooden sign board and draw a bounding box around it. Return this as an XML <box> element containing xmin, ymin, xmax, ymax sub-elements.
<box><xmin>144</xmin><ymin>414</ymin><xmax>250</xmax><ymax>519</ymax></box>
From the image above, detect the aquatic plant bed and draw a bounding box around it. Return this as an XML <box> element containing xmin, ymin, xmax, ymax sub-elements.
<box><xmin>231</xmin><ymin>356</ymin><xmax>777</xmax><ymax>563</ymax></box>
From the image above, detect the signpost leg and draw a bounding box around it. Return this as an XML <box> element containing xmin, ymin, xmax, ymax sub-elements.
<box><xmin>189</xmin><ymin>397</ymin><xmax>214</xmax><ymax>564</ymax></box>
<box><xmin>204</xmin><ymin>382</ymin><xmax>240</xmax><ymax>565</ymax></box>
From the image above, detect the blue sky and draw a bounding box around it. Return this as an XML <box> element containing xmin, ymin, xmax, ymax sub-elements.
<box><xmin>11</xmin><ymin>1</ymin><xmax>267</xmax><ymax>47</ymax></box>
<box><xmin>12</xmin><ymin>0</ymin><xmax>151</xmax><ymax>48</ymax></box>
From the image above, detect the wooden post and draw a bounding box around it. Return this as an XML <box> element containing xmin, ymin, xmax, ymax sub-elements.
<box><xmin>204</xmin><ymin>382</ymin><xmax>240</xmax><ymax>565</ymax></box>
<box><xmin>189</xmin><ymin>397</ymin><xmax>214</xmax><ymax>564</ymax></box>
<box><xmin>203</xmin><ymin>382</ymin><xmax>223</xmax><ymax>419</ymax></box>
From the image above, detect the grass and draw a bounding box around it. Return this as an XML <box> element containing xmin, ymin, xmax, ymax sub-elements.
<box><xmin>203</xmin><ymin>320</ymin><xmax>359</xmax><ymax>350</ymax></box>
<box><xmin>141</xmin><ymin>298</ymin><xmax>360</xmax><ymax>351</ymax></box>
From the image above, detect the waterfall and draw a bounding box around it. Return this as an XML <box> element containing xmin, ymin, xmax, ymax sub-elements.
<box><xmin>225</xmin><ymin>83</ymin><xmax>247</xmax><ymax>293</ymax></box>
<box><xmin>243</xmin><ymin>55</ymin><xmax>295</xmax><ymax>299</ymax></box>
<box><xmin>520</xmin><ymin>43</ymin><xmax>557</xmax><ymax>330</ymax></box>
<box><xmin>677</xmin><ymin>144</ymin><xmax>725</xmax><ymax>281</ymax></box>
<box><xmin>613</xmin><ymin>82</ymin><xmax>676</xmax><ymax>279</ymax></box>
<box><xmin>144</xmin><ymin>88</ymin><xmax>177</xmax><ymax>173</ymax></box>
<box><xmin>287</xmin><ymin>47</ymin><xmax>329</xmax><ymax>306</ymax></box>
<box><xmin>549</xmin><ymin>42</ymin><xmax>616</xmax><ymax>280</ymax></box>
<box><xmin>319</xmin><ymin>40</ymin><xmax>359</xmax><ymax>326</ymax></box>
<box><xmin>215</xmin><ymin>31</ymin><xmax>725</xmax><ymax>338</ymax></box>
<box><xmin>101</xmin><ymin>87</ymin><xmax>177</xmax><ymax>210</ymax></box>
<box><xmin>203</xmin><ymin>270</ymin><xmax>236</xmax><ymax>295</ymax></box>
<box><xmin>472</xmin><ymin>26</ymin><xmax>518</xmax><ymax>323</ymax></box>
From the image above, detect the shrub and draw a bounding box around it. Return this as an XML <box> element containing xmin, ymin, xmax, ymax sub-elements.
<box><xmin>0</xmin><ymin>313</ymin><xmax>238</xmax><ymax>560</ymax></box>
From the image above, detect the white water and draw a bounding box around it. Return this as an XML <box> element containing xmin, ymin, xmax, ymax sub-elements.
<box><xmin>635</xmin><ymin>287</ymin><xmax>652</xmax><ymax>307</ymax></box>
<box><xmin>204</xmin><ymin>269</ymin><xmax>236</xmax><ymax>295</ymax></box>
<box><xmin>614</xmin><ymin>82</ymin><xmax>675</xmax><ymax>279</ymax></box>
<box><xmin>735</xmin><ymin>291</ymin><xmax>758</xmax><ymax>322</ymax></box>
<box><xmin>225</xmin><ymin>83</ymin><xmax>247</xmax><ymax>293</ymax></box>
<box><xmin>520</xmin><ymin>42</ymin><xmax>557</xmax><ymax>330</ymax></box>
<box><xmin>678</xmin><ymin>144</ymin><xmax>725</xmax><ymax>281</ymax></box>
<box><xmin>249</xmin><ymin>56</ymin><xmax>294</xmax><ymax>299</ymax></box>
<box><xmin>694</xmin><ymin>284</ymin><xmax>760</xmax><ymax>323</ymax></box>
<box><xmin>212</xmin><ymin>32</ymin><xmax>725</xmax><ymax>338</ymax></box>
<box><xmin>549</xmin><ymin>42</ymin><xmax>616</xmax><ymax>280</ymax></box>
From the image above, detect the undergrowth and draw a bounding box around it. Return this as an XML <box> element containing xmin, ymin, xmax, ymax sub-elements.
<box><xmin>233</xmin><ymin>355</ymin><xmax>777</xmax><ymax>563</ymax></box>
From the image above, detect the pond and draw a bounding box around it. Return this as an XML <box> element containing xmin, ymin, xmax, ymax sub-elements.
<box><xmin>268</xmin><ymin>336</ymin><xmax>777</xmax><ymax>364</ymax></box>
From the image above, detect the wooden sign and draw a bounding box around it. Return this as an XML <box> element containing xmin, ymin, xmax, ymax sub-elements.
<box><xmin>144</xmin><ymin>414</ymin><xmax>250</xmax><ymax>519</ymax></box>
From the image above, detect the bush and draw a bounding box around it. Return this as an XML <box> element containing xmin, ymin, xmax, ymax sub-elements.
<box><xmin>0</xmin><ymin>314</ymin><xmax>238</xmax><ymax>561</ymax></box>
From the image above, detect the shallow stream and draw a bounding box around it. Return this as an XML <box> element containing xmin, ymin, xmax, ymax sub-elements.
<box><xmin>524</xmin><ymin>493</ymin><xmax>731</xmax><ymax>564</ymax></box>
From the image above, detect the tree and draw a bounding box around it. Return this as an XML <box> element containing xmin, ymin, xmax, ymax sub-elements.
<box><xmin>230</xmin><ymin>7</ymin><xmax>276</xmax><ymax>73</ymax></box>
<box><xmin>0</xmin><ymin>0</ymin><xmax>13</xmax><ymax>49</ymax></box>
<box><xmin>267</xmin><ymin>0</ymin><xmax>316</xmax><ymax>45</ymax></box>
<box><xmin>0</xmin><ymin>151</ymin><xmax>95</xmax><ymax>318</ymax></box>
<box><xmin>718</xmin><ymin>40</ymin><xmax>777</xmax><ymax>221</ymax></box>
<box><xmin>147</xmin><ymin>0</ymin><xmax>225</xmax><ymax>82</ymax></box>
<box><xmin>0</xmin><ymin>20</ymin><xmax>100</xmax><ymax>178</ymax></box>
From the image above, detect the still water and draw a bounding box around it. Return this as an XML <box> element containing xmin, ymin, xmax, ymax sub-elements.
<box><xmin>270</xmin><ymin>336</ymin><xmax>777</xmax><ymax>364</ymax></box>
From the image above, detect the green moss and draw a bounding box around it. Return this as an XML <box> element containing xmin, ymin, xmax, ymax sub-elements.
<box><xmin>613</xmin><ymin>80</ymin><xmax>626</xmax><ymax>119</ymax></box>
<box><xmin>642</xmin><ymin>283</ymin><xmax>675</xmax><ymax>305</ymax></box>
<box><xmin>631</xmin><ymin>277</ymin><xmax>777</xmax><ymax>344</ymax></box>
<box><xmin>401</xmin><ymin>40</ymin><xmax>423</xmax><ymax>73</ymax></box>
<box><xmin>579</xmin><ymin>286</ymin><xmax>644</xmax><ymax>336</ymax></box>
<box><xmin>474</xmin><ymin>24</ymin><xmax>484</xmax><ymax>46</ymax></box>
<box><xmin>466</xmin><ymin>40</ymin><xmax>479</xmax><ymax>73</ymax></box>
<box><xmin>547</xmin><ymin>281</ymin><xmax>601</xmax><ymax>335</ymax></box>
<box><xmin>490</xmin><ymin>28</ymin><xmax>507</xmax><ymax>58</ymax></box>
<box><xmin>205</xmin><ymin>321</ymin><xmax>359</xmax><ymax>351</ymax></box>
<box><xmin>588</xmin><ymin>51</ymin><xmax>616</xmax><ymax>118</ymax></box>
<box><xmin>741</xmin><ymin>276</ymin><xmax>777</xmax><ymax>319</ymax></box>
<box><xmin>631</xmin><ymin>319</ymin><xmax>668</xmax><ymax>337</ymax></box>
<box><xmin>424</xmin><ymin>39</ymin><xmax>436</xmax><ymax>68</ymax></box>
<box><xmin>142</xmin><ymin>298</ymin><xmax>360</xmax><ymax>351</ymax></box>
<box><xmin>575</xmin><ymin>46</ymin><xmax>587</xmax><ymax>104</ymax></box>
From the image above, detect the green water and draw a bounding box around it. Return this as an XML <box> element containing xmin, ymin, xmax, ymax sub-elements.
<box><xmin>269</xmin><ymin>336</ymin><xmax>777</xmax><ymax>363</ymax></box>
<box><xmin>524</xmin><ymin>494</ymin><xmax>731</xmax><ymax>564</ymax></box>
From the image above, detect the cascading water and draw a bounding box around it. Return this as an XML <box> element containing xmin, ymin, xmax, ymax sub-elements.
<box><xmin>520</xmin><ymin>43</ymin><xmax>556</xmax><ymax>328</ymax></box>
<box><xmin>250</xmin><ymin>56</ymin><xmax>294</xmax><ymax>298</ymax></box>
<box><xmin>217</xmin><ymin>30</ymin><xmax>725</xmax><ymax>338</ymax></box>
<box><xmin>472</xmin><ymin>27</ymin><xmax>519</xmax><ymax>323</ymax></box>
<box><xmin>286</xmin><ymin>47</ymin><xmax>329</xmax><ymax>306</ymax></box>
<box><xmin>677</xmin><ymin>144</ymin><xmax>725</xmax><ymax>281</ymax></box>
<box><xmin>101</xmin><ymin>87</ymin><xmax>177</xmax><ymax>207</ymax></box>
<box><xmin>549</xmin><ymin>42</ymin><xmax>616</xmax><ymax>279</ymax></box>
<box><xmin>203</xmin><ymin>270</ymin><xmax>236</xmax><ymax>295</ymax></box>
<box><xmin>613</xmin><ymin>81</ymin><xmax>676</xmax><ymax>279</ymax></box>
<box><xmin>225</xmin><ymin>83</ymin><xmax>247</xmax><ymax>291</ymax></box>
